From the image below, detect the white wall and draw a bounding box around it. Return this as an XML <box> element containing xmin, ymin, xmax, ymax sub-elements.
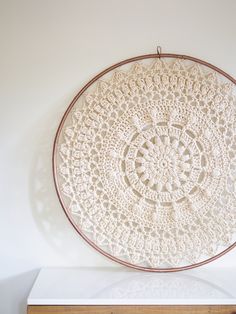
<box><xmin>0</xmin><ymin>0</ymin><xmax>236</xmax><ymax>313</ymax></box>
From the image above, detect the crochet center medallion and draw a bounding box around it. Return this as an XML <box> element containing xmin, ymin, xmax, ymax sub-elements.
<box><xmin>53</xmin><ymin>54</ymin><xmax>236</xmax><ymax>271</ymax></box>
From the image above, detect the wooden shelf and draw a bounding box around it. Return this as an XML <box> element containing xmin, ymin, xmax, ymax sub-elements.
<box><xmin>27</xmin><ymin>268</ymin><xmax>236</xmax><ymax>314</ymax></box>
<box><xmin>28</xmin><ymin>305</ymin><xmax>236</xmax><ymax>314</ymax></box>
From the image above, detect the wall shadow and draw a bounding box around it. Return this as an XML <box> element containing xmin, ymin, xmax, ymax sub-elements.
<box><xmin>0</xmin><ymin>269</ymin><xmax>39</xmax><ymax>314</ymax></box>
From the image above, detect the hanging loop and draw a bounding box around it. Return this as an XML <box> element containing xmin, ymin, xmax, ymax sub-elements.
<box><xmin>157</xmin><ymin>46</ymin><xmax>162</xmax><ymax>55</ymax></box>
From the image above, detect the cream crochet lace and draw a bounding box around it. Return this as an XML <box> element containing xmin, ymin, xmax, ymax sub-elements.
<box><xmin>55</xmin><ymin>58</ymin><xmax>236</xmax><ymax>269</ymax></box>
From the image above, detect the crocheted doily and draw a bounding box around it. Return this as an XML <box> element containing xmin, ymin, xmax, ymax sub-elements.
<box><xmin>54</xmin><ymin>56</ymin><xmax>236</xmax><ymax>270</ymax></box>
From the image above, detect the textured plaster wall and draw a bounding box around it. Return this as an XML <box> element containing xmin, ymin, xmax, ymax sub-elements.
<box><xmin>0</xmin><ymin>0</ymin><xmax>236</xmax><ymax>313</ymax></box>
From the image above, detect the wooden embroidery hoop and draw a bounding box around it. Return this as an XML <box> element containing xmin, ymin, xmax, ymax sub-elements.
<box><xmin>53</xmin><ymin>52</ymin><xmax>236</xmax><ymax>272</ymax></box>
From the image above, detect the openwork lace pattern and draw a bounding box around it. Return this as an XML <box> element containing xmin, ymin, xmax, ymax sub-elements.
<box><xmin>55</xmin><ymin>58</ymin><xmax>236</xmax><ymax>269</ymax></box>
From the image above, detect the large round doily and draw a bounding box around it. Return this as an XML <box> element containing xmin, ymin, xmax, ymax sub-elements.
<box><xmin>53</xmin><ymin>54</ymin><xmax>236</xmax><ymax>271</ymax></box>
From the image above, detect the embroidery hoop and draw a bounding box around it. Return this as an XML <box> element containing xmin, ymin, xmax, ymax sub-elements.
<box><xmin>53</xmin><ymin>53</ymin><xmax>236</xmax><ymax>272</ymax></box>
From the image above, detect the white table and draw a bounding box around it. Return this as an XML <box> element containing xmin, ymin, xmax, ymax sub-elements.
<box><xmin>27</xmin><ymin>267</ymin><xmax>236</xmax><ymax>313</ymax></box>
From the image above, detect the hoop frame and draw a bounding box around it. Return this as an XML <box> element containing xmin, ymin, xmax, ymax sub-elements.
<box><xmin>53</xmin><ymin>53</ymin><xmax>236</xmax><ymax>272</ymax></box>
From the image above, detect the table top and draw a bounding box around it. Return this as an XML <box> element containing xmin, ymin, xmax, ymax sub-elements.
<box><xmin>27</xmin><ymin>267</ymin><xmax>236</xmax><ymax>305</ymax></box>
